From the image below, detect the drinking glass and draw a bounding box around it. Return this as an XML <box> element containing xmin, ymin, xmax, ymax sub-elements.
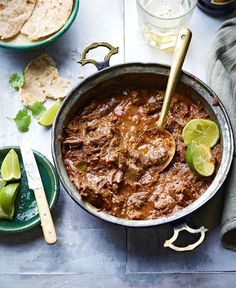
<box><xmin>136</xmin><ymin>0</ymin><xmax>197</xmax><ymax>50</ymax></box>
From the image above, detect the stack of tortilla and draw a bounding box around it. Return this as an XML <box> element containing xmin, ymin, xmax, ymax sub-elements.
<box><xmin>0</xmin><ymin>0</ymin><xmax>73</xmax><ymax>43</ymax></box>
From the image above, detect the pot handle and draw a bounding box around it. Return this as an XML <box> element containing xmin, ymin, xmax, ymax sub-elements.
<box><xmin>164</xmin><ymin>223</ymin><xmax>208</xmax><ymax>252</ymax></box>
<box><xmin>78</xmin><ymin>42</ymin><xmax>119</xmax><ymax>71</ymax></box>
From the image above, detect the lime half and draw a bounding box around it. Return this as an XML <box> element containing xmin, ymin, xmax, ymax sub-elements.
<box><xmin>0</xmin><ymin>183</ymin><xmax>20</xmax><ymax>220</ymax></box>
<box><xmin>38</xmin><ymin>99</ymin><xmax>61</xmax><ymax>126</ymax></box>
<box><xmin>1</xmin><ymin>149</ymin><xmax>21</xmax><ymax>182</ymax></box>
<box><xmin>186</xmin><ymin>141</ymin><xmax>215</xmax><ymax>177</ymax></box>
<box><xmin>0</xmin><ymin>178</ymin><xmax>6</xmax><ymax>191</ymax></box>
<box><xmin>182</xmin><ymin>119</ymin><xmax>219</xmax><ymax>148</ymax></box>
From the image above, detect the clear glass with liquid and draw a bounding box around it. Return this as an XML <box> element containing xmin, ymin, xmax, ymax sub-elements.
<box><xmin>136</xmin><ymin>0</ymin><xmax>197</xmax><ymax>50</ymax></box>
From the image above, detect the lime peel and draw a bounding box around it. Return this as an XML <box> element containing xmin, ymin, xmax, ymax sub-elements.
<box><xmin>182</xmin><ymin>119</ymin><xmax>220</xmax><ymax>148</ymax></box>
<box><xmin>186</xmin><ymin>141</ymin><xmax>215</xmax><ymax>177</ymax></box>
<box><xmin>0</xmin><ymin>183</ymin><xmax>20</xmax><ymax>220</ymax></box>
<box><xmin>1</xmin><ymin>149</ymin><xmax>21</xmax><ymax>182</ymax></box>
<box><xmin>38</xmin><ymin>99</ymin><xmax>61</xmax><ymax>126</ymax></box>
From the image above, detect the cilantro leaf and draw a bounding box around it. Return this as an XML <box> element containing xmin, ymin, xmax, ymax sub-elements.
<box><xmin>13</xmin><ymin>109</ymin><xmax>31</xmax><ymax>132</ymax></box>
<box><xmin>27</xmin><ymin>102</ymin><xmax>46</xmax><ymax>119</ymax></box>
<box><xmin>9</xmin><ymin>72</ymin><xmax>24</xmax><ymax>90</ymax></box>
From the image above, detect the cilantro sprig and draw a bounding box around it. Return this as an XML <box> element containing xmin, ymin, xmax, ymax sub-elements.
<box><xmin>8</xmin><ymin>71</ymin><xmax>47</xmax><ymax>132</ymax></box>
<box><xmin>8</xmin><ymin>102</ymin><xmax>46</xmax><ymax>133</ymax></box>
<box><xmin>9</xmin><ymin>73</ymin><xmax>24</xmax><ymax>90</ymax></box>
<box><xmin>12</xmin><ymin>109</ymin><xmax>31</xmax><ymax>133</ymax></box>
<box><xmin>28</xmin><ymin>102</ymin><xmax>46</xmax><ymax>119</ymax></box>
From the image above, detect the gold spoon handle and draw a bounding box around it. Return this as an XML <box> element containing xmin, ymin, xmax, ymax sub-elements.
<box><xmin>157</xmin><ymin>28</ymin><xmax>192</xmax><ymax>128</ymax></box>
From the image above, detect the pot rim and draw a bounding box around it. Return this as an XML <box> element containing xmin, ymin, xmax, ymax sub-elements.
<box><xmin>52</xmin><ymin>62</ymin><xmax>234</xmax><ymax>227</ymax></box>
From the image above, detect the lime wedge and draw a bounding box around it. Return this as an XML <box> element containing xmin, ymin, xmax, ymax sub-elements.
<box><xmin>0</xmin><ymin>183</ymin><xmax>20</xmax><ymax>220</ymax></box>
<box><xmin>1</xmin><ymin>149</ymin><xmax>21</xmax><ymax>182</ymax></box>
<box><xmin>0</xmin><ymin>178</ymin><xmax>6</xmax><ymax>191</ymax></box>
<box><xmin>186</xmin><ymin>141</ymin><xmax>215</xmax><ymax>177</ymax></box>
<box><xmin>182</xmin><ymin>119</ymin><xmax>219</xmax><ymax>148</ymax></box>
<box><xmin>38</xmin><ymin>99</ymin><xmax>61</xmax><ymax>126</ymax></box>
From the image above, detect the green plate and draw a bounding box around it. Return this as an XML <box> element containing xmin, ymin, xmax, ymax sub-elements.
<box><xmin>0</xmin><ymin>0</ymin><xmax>80</xmax><ymax>51</ymax></box>
<box><xmin>0</xmin><ymin>147</ymin><xmax>59</xmax><ymax>233</ymax></box>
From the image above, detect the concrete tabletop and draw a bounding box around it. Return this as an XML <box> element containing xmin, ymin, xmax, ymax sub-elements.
<box><xmin>0</xmin><ymin>1</ymin><xmax>236</xmax><ymax>287</ymax></box>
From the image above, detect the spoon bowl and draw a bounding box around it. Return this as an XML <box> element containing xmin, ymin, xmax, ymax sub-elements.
<box><xmin>135</xmin><ymin>127</ymin><xmax>176</xmax><ymax>172</ymax></box>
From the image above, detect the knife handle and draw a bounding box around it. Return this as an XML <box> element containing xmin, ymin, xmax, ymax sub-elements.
<box><xmin>34</xmin><ymin>187</ymin><xmax>57</xmax><ymax>245</ymax></box>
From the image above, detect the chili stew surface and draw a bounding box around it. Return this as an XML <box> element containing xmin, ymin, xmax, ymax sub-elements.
<box><xmin>62</xmin><ymin>88</ymin><xmax>221</xmax><ymax>220</ymax></box>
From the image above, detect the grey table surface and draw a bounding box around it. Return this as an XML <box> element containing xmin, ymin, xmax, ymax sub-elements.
<box><xmin>1</xmin><ymin>1</ymin><xmax>236</xmax><ymax>287</ymax></box>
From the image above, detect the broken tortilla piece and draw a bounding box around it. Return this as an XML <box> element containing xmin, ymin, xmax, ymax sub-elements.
<box><xmin>21</xmin><ymin>0</ymin><xmax>73</xmax><ymax>41</ymax></box>
<box><xmin>0</xmin><ymin>0</ymin><xmax>36</xmax><ymax>40</ymax></box>
<box><xmin>19</xmin><ymin>54</ymin><xmax>72</xmax><ymax>106</ymax></box>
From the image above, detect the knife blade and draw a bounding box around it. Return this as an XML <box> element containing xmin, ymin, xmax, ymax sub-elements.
<box><xmin>19</xmin><ymin>137</ymin><xmax>43</xmax><ymax>190</ymax></box>
<box><xmin>20</xmin><ymin>136</ymin><xmax>57</xmax><ymax>245</ymax></box>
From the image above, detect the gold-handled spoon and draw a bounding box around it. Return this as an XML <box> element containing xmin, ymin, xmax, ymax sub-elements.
<box><xmin>136</xmin><ymin>29</ymin><xmax>192</xmax><ymax>172</ymax></box>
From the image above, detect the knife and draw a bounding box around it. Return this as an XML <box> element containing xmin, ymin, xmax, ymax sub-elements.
<box><xmin>20</xmin><ymin>137</ymin><xmax>57</xmax><ymax>245</ymax></box>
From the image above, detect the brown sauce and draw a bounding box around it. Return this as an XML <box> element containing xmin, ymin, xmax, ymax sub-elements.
<box><xmin>62</xmin><ymin>88</ymin><xmax>221</xmax><ymax>220</ymax></box>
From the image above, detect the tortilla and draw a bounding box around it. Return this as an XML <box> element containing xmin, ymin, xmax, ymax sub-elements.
<box><xmin>0</xmin><ymin>33</ymin><xmax>34</xmax><ymax>45</ymax></box>
<box><xmin>21</xmin><ymin>0</ymin><xmax>73</xmax><ymax>40</ymax></box>
<box><xmin>0</xmin><ymin>0</ymin><xmax>36</xmax><ymax>40</ymax></box>
<box><xmin>19</xmin><ymin>54</ymin><xmax>72</xmax><ymax>106</ymax></box>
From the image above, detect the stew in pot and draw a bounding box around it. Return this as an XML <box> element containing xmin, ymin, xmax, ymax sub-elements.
<box><xmin>62</xmin><ymin>88</ymin><xmax>221</xmax><ymax>220</ymax></box>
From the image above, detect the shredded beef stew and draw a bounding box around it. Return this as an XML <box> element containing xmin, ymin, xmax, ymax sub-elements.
<box><xmin>62</xmin><ymin>88</ymin><xmax>221</xmax><ymax>220</ymax></box>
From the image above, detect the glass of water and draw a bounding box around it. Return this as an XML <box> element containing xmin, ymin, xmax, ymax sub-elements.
<box><xmin>136</xmin><ymin>0</ymin><xmax>197</xmax><ymax>50</ymax></box>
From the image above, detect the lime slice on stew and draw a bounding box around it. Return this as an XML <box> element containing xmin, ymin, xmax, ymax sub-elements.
<box><xmin>186</xmin><ymin>141</ymin><xmax>215</xmax><ymax>177</ymax></box>
<box><xmin>38</xmin><ymin>99</ymin><xmax>61</xmax><ymax>126</ymax></box>
<box><xmin>0</xmin><ymin>178</ymin><xmax>6</xmax><ymax>191</ymax></box>
<box><xmin>0</xmin><ymin>183</ymin><xmax>20</xmax><ymax>220</ymax></box>
<box><xmin>1</xmin><ymin>149</ymin><xmax>21</xmax><ymax>182</ymax></box>
<box><xmin>182</xmin><ymin>119</ymin><xmax>219</xmax><ymax>148</ymax></box>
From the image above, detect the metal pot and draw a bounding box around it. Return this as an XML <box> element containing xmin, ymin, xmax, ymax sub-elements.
<box><xmin>52</xmin><ymin>43</ymin><xmax>234</xmax><ymax>251</ymax></box>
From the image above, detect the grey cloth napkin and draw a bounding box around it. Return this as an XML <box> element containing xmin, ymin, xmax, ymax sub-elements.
<box><xmin>206</xmin><ymin>18</ymin><xmax>236</xmax><ymax>251</ymax></box>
